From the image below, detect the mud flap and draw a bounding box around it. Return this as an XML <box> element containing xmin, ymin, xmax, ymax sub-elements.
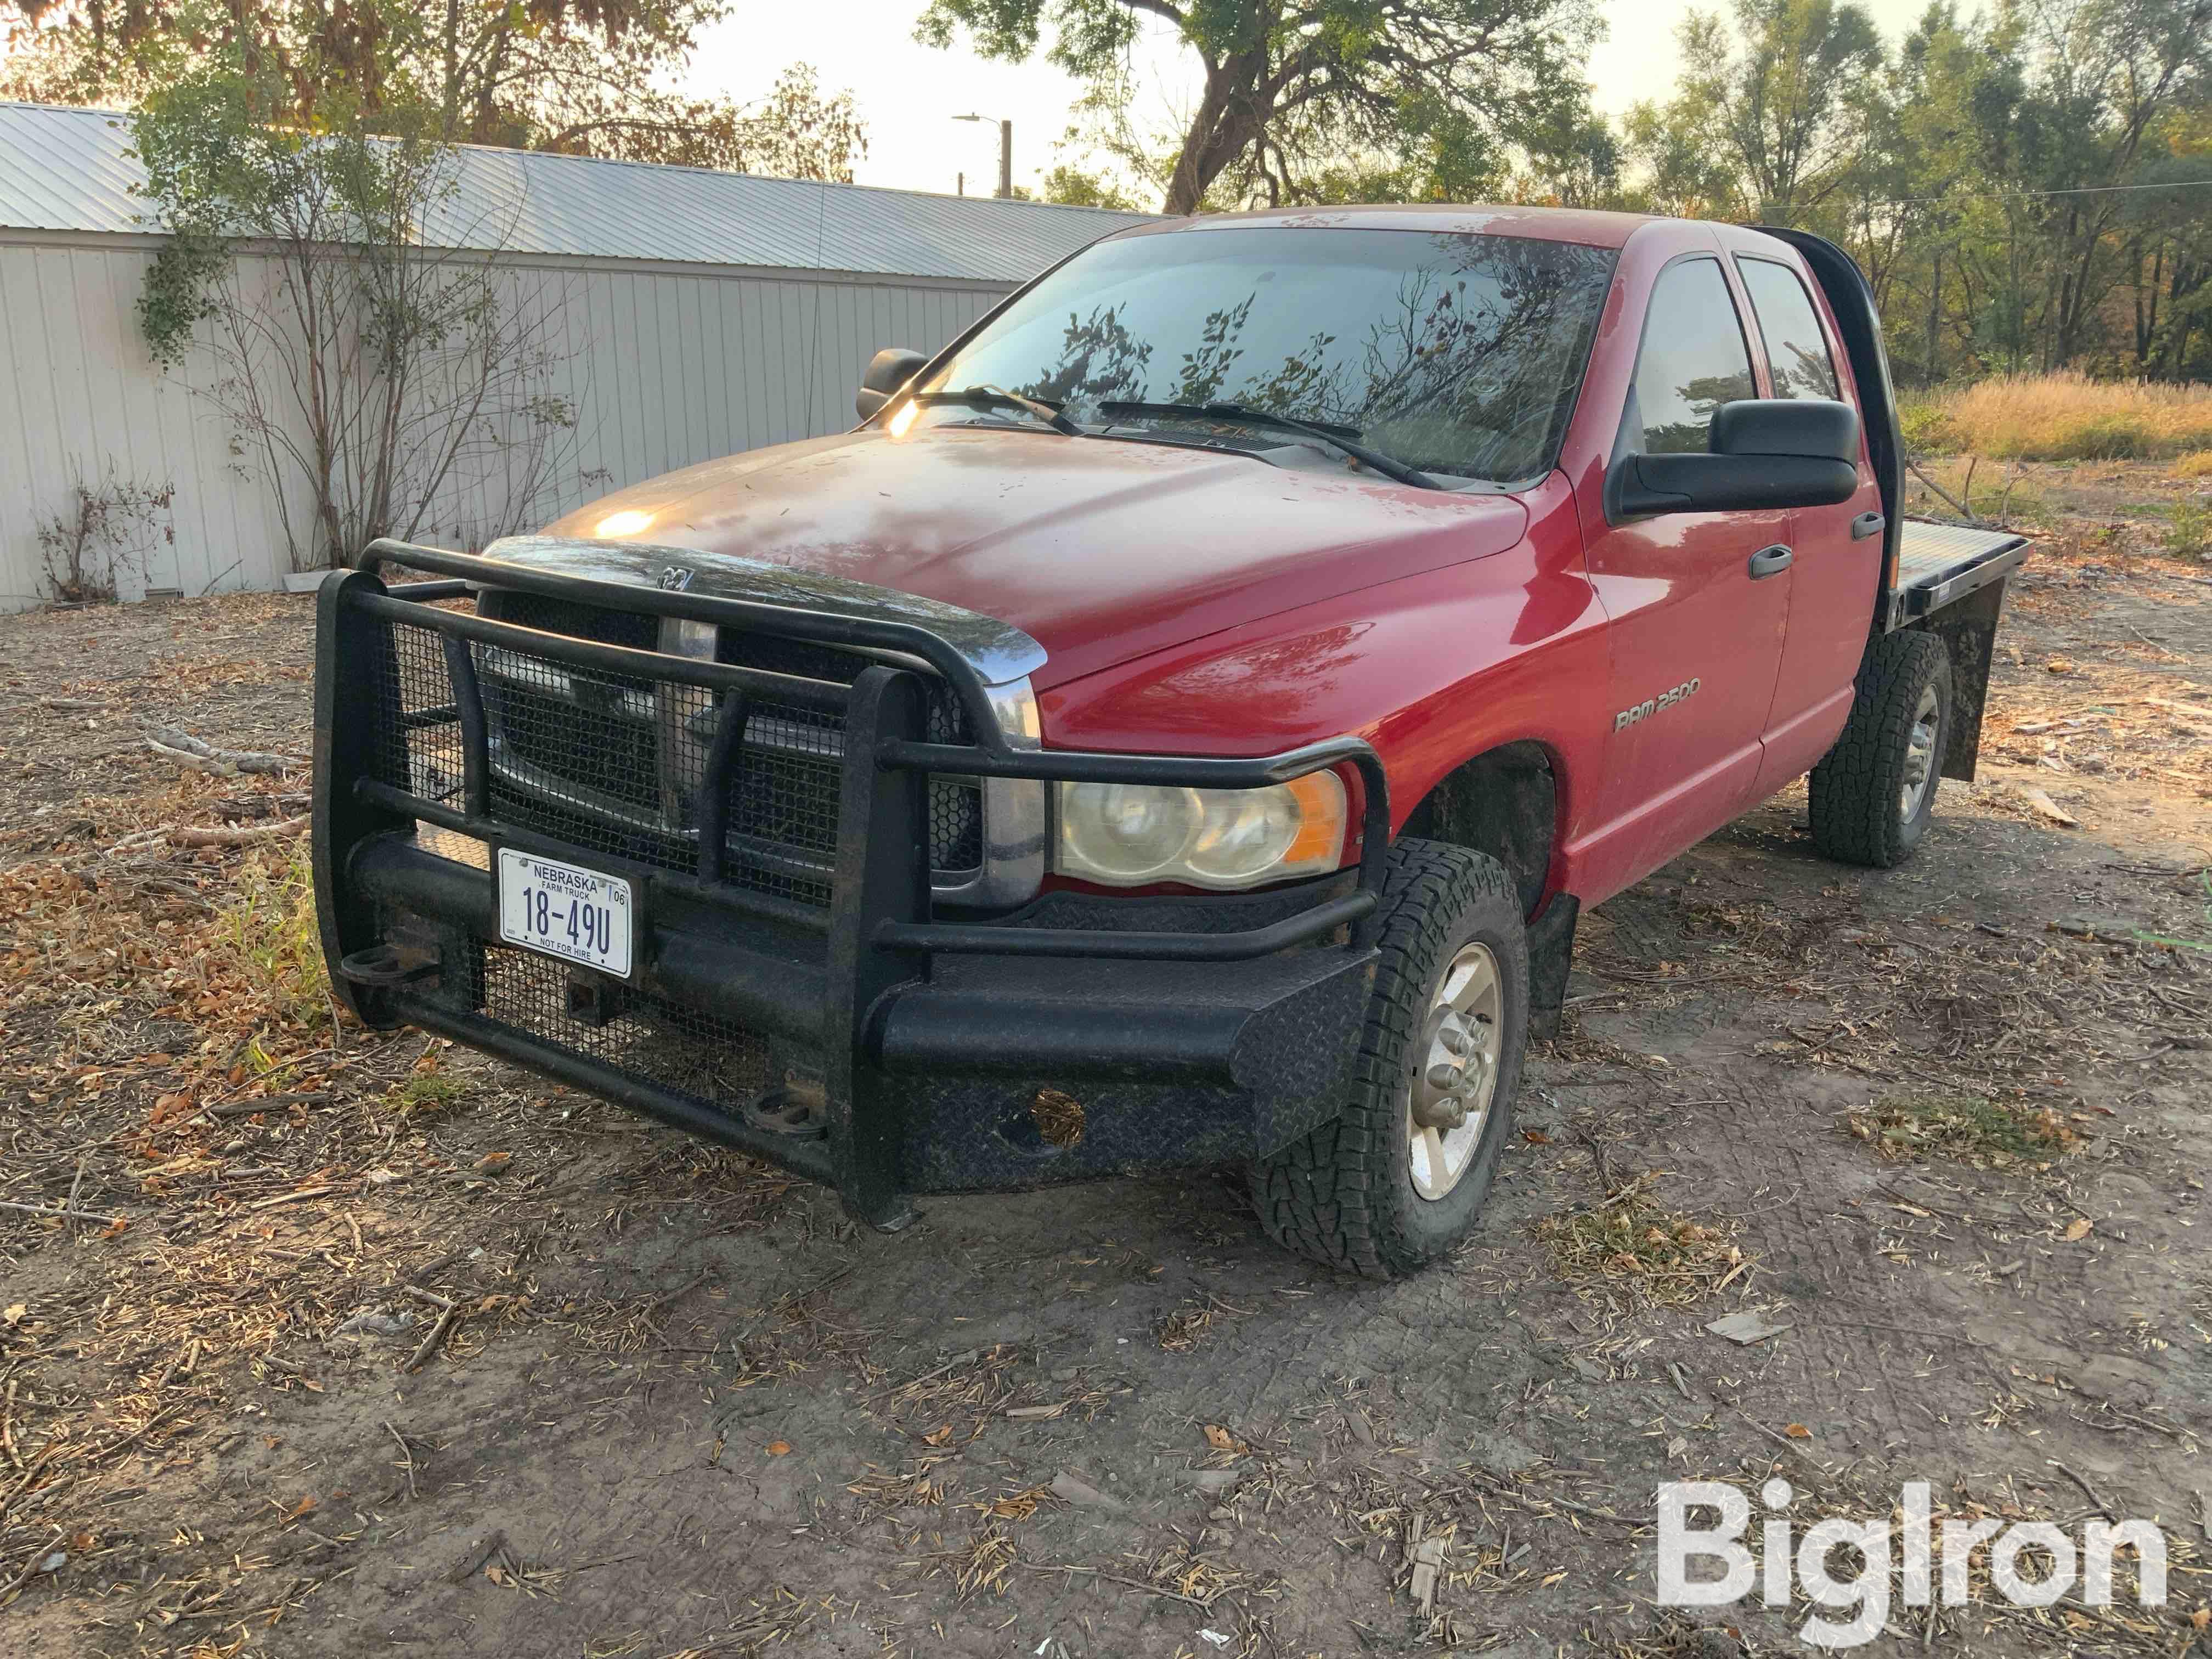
<box><xmin>1525</xmin><ymin>893</ymin><xmax>1580</xmax><ymax>1045</ymax></box>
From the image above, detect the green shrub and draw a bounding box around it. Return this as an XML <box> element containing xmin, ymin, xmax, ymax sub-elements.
<box><xmin>1898</xmin><ymin>396</ymin><xmax>1954</xmax><ymax>455</ymax></box>
<box><xmin>215</xmin><ymin>843</ymin><xmax>329</xmax><ymax>1032</ymax></box>
<box><xmin>2165</xmin><ymin>501</ymin><xmax>2211</xmax><ymax>560</ymax></box>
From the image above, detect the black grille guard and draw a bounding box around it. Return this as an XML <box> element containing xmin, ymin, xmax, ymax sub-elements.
<box><xmin>314</xmin><ymin>539</ymin><xmax>1391</xmax><ymax>1224</ymax></box>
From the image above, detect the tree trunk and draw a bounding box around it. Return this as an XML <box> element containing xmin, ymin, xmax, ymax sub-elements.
<box><xmin>1925</xmin><ymin>244</ymin><xmax>1942</xmax><ymax>388</ymax></box>
<box><xmin>442</xmin><ymin>0</ymin><xmax>463</xmax><ymax>139</ymax></box>
<box><xmin>1161</xmin><ymin>53</ymin><xmax>1267</xmax><ymax>216</ymax></box>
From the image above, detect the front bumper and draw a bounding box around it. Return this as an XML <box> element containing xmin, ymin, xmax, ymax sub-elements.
<box><xmin>315</xmin><ymin>542</ymin><xmax>1389</xmax><ymax>1225</ymax></box>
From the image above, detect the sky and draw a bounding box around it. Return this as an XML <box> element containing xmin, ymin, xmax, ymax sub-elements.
<box><xmin>686</xmin><ymin>0</ymin><xmax>1942</xmax><ymax>201</ymax></box>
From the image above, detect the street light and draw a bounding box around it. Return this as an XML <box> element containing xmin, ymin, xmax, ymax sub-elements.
<box><xmin>953</xmin><ymin>112</ymin><xmax>1013</xmax><ymax>199</ymax></box>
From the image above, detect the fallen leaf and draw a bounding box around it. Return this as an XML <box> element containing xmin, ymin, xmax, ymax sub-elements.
<box><xmin>921</xmin><ymin>1424</ymin><xmax>952</xmax><ymax>1447</ymax></box>
<box><xmin>472</xmin><ymin>1151</ymin><xmax>512</xmax><ymax>1175</ymax></box>
<box><xmin>284</xmin><ymin>1494</ymin><xmax>317</xmax><ymax>1520</ymax></box>
<box><xmin>484</xmin><ymin>1564</ymin><xmax>510</xmax><ymax>1587</ymax></box>
<box><xmin>1203</xmin><ymin>1424</ymin><xmax>1240</xmax><ymax>1452</ymax></box>
<box><xmin>2045</xmin><ymin>657</ymin><xmax>2076</xmax><ymax>674</ymax></box>
<box><xmin>3</xmin><ymin>1303</ymin><xmax>24</xmax><ymax>1326</ymax></box>
<box><xmin>2063</xmin><ymin>1217</ymin><xmax>2094</xmax><ymax>1242</ymax></box>
<box><xmin>1048</xmin><ymin>1470</ymin><xmax>1123</xmax><ymax>1509</ymax></box>
<box><xmin>765</xmin><ymin>1440</ymin><xmax>791</xmax><ymax>1457</ymax></box>
<box><xmin>1522</xmin><ymin>1128</ymin><xmax>1551</xmax><ymax>1144</ymax></box>
<box><xmin>1784</xmin><ymin>1423</ymin><xmax>1812</xmax><ymax>1440</ymax></box>
<box><xmin>1705</xmin><ymin>1311</ymin><xmax>1792</xmax><ymax>1346</ymax></box>
<box><xmin>2023</xmin><ymin>787</ymin><xmax>2080</xmax><ymax>827</ymax></box>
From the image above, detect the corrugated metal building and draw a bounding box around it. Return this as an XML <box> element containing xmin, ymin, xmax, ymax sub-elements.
<box><xmin>0</xmin><ymin>100</ymin><xmax>1149</xmax><ymax>610</ymax></box>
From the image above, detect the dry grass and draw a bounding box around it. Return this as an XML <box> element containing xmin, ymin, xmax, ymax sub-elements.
<box><xmin>1915</xmin><ymin>373</ymin><xmax>2212</xmax><ymax>461</ymax></box>
<box><xmin>2172</xmin><ymin>449</ymin><xmax>2212</xmax><ymax>480</ymax></box>
<box><xmin>208</xmin><ymin>842</ymin><xmax>330</xmax><ymax>1033</ymax></box>
<box><xmin>1155</xmin><ymin>1290</ymin><xmax>1247</xmax><ymax>1352</ymax></box>
<box><xmin>1844</xmin><ymin>1090</ymin><xmax>2078</xmax><ymax>1167</ymax></box>
<box><xmin>1532</xmin><ymin>1184</ymin><xmax>1748</xmax><ymax>1310</ymax></box>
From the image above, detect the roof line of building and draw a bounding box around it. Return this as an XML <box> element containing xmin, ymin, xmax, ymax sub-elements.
<box><xmin>0</xmin><ymin>99</ymin><xmax>1158</xmax><ymax>219</ymax></box>
<box><xmin>0</xmin><ymin>99</ymin><xmax>1160</xmax><ymax>283</ymax></box>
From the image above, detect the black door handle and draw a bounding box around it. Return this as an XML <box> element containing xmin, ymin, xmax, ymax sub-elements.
<box><xmin>1748</xmin><ymin>545</ymin><xmax>1793</xmax><ymax>579</ymax></box>
<box><xmin>1850</xmin><ymin>511</ymin><xmax>1886</xmax><ymax>541</ymax></box>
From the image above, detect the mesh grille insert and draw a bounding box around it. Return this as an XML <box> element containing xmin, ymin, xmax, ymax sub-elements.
<box><xmin>478</xmin><ymin>945</ymin><xmax>769</xmax><ymax>1111</ymax></box>
<box><xmin>445</xmin><ymin>591</ymin><xmax>984</xmax><ymax>891</ymax></box>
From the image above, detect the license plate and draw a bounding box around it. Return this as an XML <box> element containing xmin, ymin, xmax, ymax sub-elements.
<box><xmin>498</xmin><ymin>849</ymin><xmax>633</xmax><ymax>978</ymax></box>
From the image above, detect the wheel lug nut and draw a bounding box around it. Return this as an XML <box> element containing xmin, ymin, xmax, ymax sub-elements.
<box><xmin>1426</xmin><ymin>1062</ymin><xmax>1460</xmax><ymax>1091</ymax></box>
<box><xmin>1438</xmin><ymin>1025</ymin><xmax>1471</xmax><ymax>1057</ymax></box>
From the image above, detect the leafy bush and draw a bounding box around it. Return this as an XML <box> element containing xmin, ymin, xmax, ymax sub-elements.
<box><xmin>37</xmin><ymin>470</ymin><xmax>175</xmax><ymax>602</ymax></box>
<box><xmin>1897</xmin><ymin>395</ymin><xmax>1954</xmax><ymax>455</ymax></box>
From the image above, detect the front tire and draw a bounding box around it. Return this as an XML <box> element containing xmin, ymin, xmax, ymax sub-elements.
<box><xmin>1808</xmin><ymin>630</ymin><xmax>1953</xmax><ymax>869</ymax></box>
<box><xmin>1249</xmin><ymin>839</ymin><xmax>1528</xmax><ymax>1279</ymax></box>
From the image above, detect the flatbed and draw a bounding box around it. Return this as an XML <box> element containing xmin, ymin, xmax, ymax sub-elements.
<box><xmin>1894</xmin><ymin>519</ymin><xmax>2032</xmax><ymax>621</ymax></box>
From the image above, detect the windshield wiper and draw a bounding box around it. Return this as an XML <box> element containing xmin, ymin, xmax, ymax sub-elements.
<box><xmin>1097</xmin><ymin>400</ymin><xmax>1438</xmax><ymax>489</ymax></box>
<box><xmin>915</xmin><ymin>385</ymin><xmax>1082</xmax><ymax>436</ymax></box>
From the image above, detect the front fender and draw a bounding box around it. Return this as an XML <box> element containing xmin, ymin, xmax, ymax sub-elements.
<box><xmin>1036</xmin><ymin>475</ymin><xmax>1611</xmax><ymax>859</ymax></box>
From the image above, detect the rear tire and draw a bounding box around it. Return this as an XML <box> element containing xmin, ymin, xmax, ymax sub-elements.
<box><xmin>1808</xmin><ymin>629</ymin><xmax>1953</xmax><ymax>868</ymax></box>
<box><xmin>1248</xmin><ymin>839</ymin><xmax>1527</xmax><ymax>1279</ymax></box>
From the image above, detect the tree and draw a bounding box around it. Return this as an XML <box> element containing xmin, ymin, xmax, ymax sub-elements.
<box><xmin>1</xmin><ymin>0</ymin><xmax>867</xmax><ymax>178</ymax></box>
<box><xmin>915</xmin><ymin>0</ymin><xmax>1605</xmax><ymax>215</ymax></box>
<box><xmin>1625</xmin><ymin>0</ymin><xmax>1887</xmax><ymax>222</ymax></box>
<box><xmin>2010</xmin><ymin>0</ymin><xmax>2210</xmax><ymax>367</ymax></box>
<box><xmin>132</xmin><ymin>58</ymin><xmax>580</xmax><ymax>568</ymax></box>
<box><xmin>1039</xmin><ymin>162</ymin><xmax>1144</xmax><ymax>208</ymax></box>
<box><xmin>1510</xmin><ymin>101</ymin><xmax>1622</xmax><ymax>206</ymax></box>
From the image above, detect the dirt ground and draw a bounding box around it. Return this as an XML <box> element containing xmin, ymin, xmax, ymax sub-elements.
<box><xmin>3</xmin><ymin>462</ymin><xmax>2210</xmax><ymax>1658</ymax></box>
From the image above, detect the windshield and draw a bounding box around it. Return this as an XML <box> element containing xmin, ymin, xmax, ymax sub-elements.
<box><xmin>919</xmin><ymin>226</ymin><xmax>1617</xmax><ymax>485</ymax></box>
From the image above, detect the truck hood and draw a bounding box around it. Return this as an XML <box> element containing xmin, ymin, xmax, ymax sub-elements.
<box><xmin>534</xmin><ymin>425</ymin><xmax>1531</xmax><ymax>690</ymax></box>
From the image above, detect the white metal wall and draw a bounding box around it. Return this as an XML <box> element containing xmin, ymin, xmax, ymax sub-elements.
<box><xmin>0</xmin><ymin>232</ymin><xmax>1009</xmax><ymax>611</ymax></box>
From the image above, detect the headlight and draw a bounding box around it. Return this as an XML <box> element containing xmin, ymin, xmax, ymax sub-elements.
<box><xmin>1053</xmin><ymin>770</ymin><xmax>1347</xmax><ymax>890</ymax></box>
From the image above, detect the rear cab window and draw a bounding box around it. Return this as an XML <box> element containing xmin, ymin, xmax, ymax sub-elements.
<box><xmin>1735</xmin><ymin>258</ymin><xmax>1841</xmax><ymax>400</ymax></box>
<box><xmin>1623</xmin><ymin>257</ymin><xmax>1757</xmax><ymax>455</ymax></box>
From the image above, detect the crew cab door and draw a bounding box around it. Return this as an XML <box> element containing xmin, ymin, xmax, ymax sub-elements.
<box><xmin>1732</xmin><ymin>250</ymin><xmax>1888</xmax><ymax>791</ymax></box>
<box><xmin>1578</xmin><ymin>253</ymin><xmax>1791</xmax><ymax>877</ymax></box>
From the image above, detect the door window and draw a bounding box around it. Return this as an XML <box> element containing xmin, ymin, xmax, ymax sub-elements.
<box><xmin>1627</xmin><ymin>258</ymin><xmax>1757</xmax><ymax>455</ymax></box>
<box><xmin>1737</xmin><ymin>258</ymin><xmax>1841</xmax><ymax>400</ymax></box>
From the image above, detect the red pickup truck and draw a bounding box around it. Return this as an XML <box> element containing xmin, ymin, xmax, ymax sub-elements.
<box><xmin>314</xmin><ymin>206</ymin><xmax>2027</xmax><ymax>1277</ymax></box>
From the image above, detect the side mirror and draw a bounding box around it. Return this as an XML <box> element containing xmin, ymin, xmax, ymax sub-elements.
<box><xmin>1609</xmin><ymin>398</ymin><xmax>1860</xmax><ymax>519</ymax></box>
<box><xmin>856</xmin><ymin>347</ymin><xmax>928</xmax><ymax>421</ymax></box>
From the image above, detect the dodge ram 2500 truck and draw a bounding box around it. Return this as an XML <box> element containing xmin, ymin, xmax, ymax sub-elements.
<box><xmin>314</xmin><ymin>206</ymin><xmax>2027</xmax><ymax>1277</ymax></box>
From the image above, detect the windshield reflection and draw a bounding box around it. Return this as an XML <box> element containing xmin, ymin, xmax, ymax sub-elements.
<box><xmin>922</xmin><ymin>229</ymin><xmax>1617</xmax><ymax>484</ymax></box>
